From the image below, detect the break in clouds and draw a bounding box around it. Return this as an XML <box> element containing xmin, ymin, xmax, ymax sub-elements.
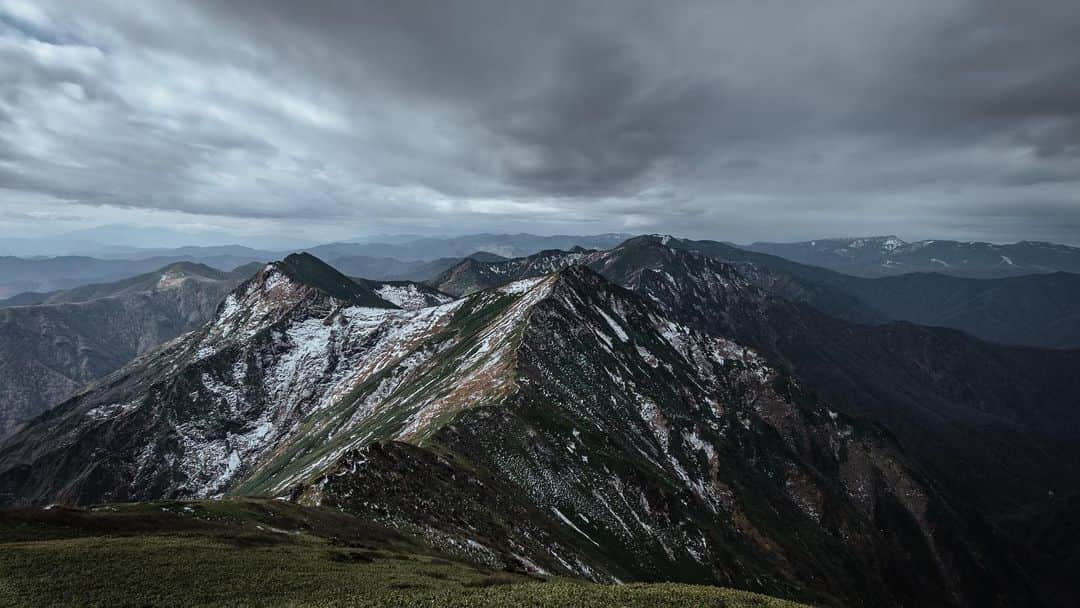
<box><xmin>1</xmin><ymin>0</ymin><xmax>1079</xmax><ymax>244</ymax></box>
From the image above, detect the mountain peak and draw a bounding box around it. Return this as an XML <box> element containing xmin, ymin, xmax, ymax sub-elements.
<box><xmin>261</xmin><ymin>252</ymin><xmax>396</xmax><ymax>308</ymax></box>
<box><xmin>194</xmin><ymin>254</ymin><xmax>398</xmax><ymax>358</ymax></box>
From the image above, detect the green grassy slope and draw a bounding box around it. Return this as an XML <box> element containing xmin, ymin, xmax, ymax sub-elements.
<box><xmin>0</xmin><ymin>499</ymin><xmax>807</xmax><ymax>608</ymax></box>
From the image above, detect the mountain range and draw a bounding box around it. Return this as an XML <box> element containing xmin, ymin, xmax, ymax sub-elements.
<box><xmin>432</xmin><ymin>236</ymin><xmax>1080</xmax><ymax>349</ymax></box>
<box><xmin>429</xmin><ymin>235</ymin><xmax>1080</xmax><ymax>603</ymax></box>
<box><xmin>824</xmin><ymin>271</ymin><xmax>1080</xmax><ymax>348</ymax></box>
<box><xmin>1</xmin><ymin>235</ymin><xmax>1079</xmax><ymax>605</ymax></box>
<box><xmin>0</xmin><ymin>252</ymin><xmax>1042</xmax><ymax>606</ymax></box>
<box><xmin>8</xmin><ymin>232</ymin><xmax>1080</xmax><ymax>302</ymax></box>
<box><xmin>0</xmin><ymin>233</ymin><xmax>628</xmax><ymax>297</ymax></box>
<box><xmin>301</xmin><ymin>232</ymin><xmax>631</xmax><ymax>262</ymax></box>
<box><xmin>668</xmin><ymin>237</ymin><xmax>1080</xmax><ymax>349</ymax></box>
<box><xmin>431</xmin><ymin>236</ymin><xmax>1080</xmax><ymax>499</ymax></box>
<box><xmin>748</xmin><ymin>236</ymin><xmax>1080</xmax><ymax>278</ymax></box>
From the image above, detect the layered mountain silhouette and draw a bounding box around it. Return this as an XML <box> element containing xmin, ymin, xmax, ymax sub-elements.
<box><xmin>748</xmin><ymin>236</ymin><xmax>1080</xmax><ymax>278</ymax></box>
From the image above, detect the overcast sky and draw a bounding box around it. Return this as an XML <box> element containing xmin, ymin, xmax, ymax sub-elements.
<box><xmin>1</xmin><ymin>0</ymin><xmax>1079</xmax><ymax>248</ymax></box>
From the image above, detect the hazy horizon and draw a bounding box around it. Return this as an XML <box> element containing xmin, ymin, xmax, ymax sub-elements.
<box><xmin>6</xmin><ymin>224</ymin><xmax>1080</xmax><ymax>259</ymax></box>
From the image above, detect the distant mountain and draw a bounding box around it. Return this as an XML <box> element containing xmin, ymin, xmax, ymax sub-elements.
<box><xmin>0</xmin><ymin>262</ymin><xmax>260</xmax><ymax>435</ymax></box>
<box><xmin>329</xmin><ymin>252</ymin><xmax>502</xmax><ymax>282</ymax></box>
<box><xmin>0</xmin><ymin>254</ymin><xmax>1034</xmax><ymax>606</ymax></box>
<box><xmin>77</xmin><ymin>233</ymin><xmax>621</xmax><ymax>266</ymax></box>
<box><xmin>305</xmin><ymin>233</ymin><xmax>631</xmax><ymax>262</ymax></box>
<box><xmin>91</xmin><ymin>244</ymin><xmax>277</xmax><ymax>261</ymax></box>
<box><xmin>465</xmin><ymin>250</ymin><xmax>508</xmax><ymax>262</ymax></box>
<box><xmin>0</xmin><ymin>256</ymin><xmax>184</xmax><ymax>298</ymax></box>
<box><xmin>747</xmin><ymin>236</ymin><xmax>1080</xmax><ymax>278</ymax></box>
<box><xmin>0</xmin><ymin>254</ymin><xmax>271</xmax><ymax>298</ymax></box>
<box><xmin>41</xmin><ymin>224</ymin><xmax>312</xmax><ymax>255</ymax></box>
<box><xmin>0</xmin><ymin>225</ymin><xmax>299</xmax><ymax>257</ymax></box>
<box><xmin>5</xmin><ymin>241</ymin><xmax>1080</xmax><ymax>603</ymax></box>
<box><xmin>829</xmin><ymin>271</ymin><xmax>1080</xmax><ymax>348</ymax></box>
<box><xmin>0</xmin><ymin>234</ymin><xmax>626</xmax><ymax>297</ymax></box>
<box><xmin>0</xmin><ymin>262</ymin><xmax>264</xmax><ymax>308</ymax></box>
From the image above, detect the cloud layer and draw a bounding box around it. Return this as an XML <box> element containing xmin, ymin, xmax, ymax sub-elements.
<box><xmin>1</xmin><ymin>0</ymin><xmax>1079</xmax><ymax>244</ymax></box>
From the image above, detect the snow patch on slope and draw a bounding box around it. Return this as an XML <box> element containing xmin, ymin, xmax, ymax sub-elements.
<box><xmin>499</xmin><ymin>276</ymin><xmax>546</xmax><ymax>295</ymax></box>
<box><xmin>374</xmin><ymin>284</ymin><xmax>452</xmax><ymax>310</ymax></box>
<box><xmin>597</xmin><ymin>307</ymin><xmax>629</xmax><ymax>341</ymax></box>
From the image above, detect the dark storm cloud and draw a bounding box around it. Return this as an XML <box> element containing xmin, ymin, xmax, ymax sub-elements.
<box><xmin>487</xmin><ymin>35</ymin><xmax>722</xmax><ymax>196</ymax></box>
<box><xmin>0</xmin><ymin>0</ymin><xmax>1078</xmax><ymax>243</ymax></box>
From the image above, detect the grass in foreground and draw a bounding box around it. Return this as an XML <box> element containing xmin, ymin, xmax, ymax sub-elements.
<box><xmin>0</xmin><ymin>499</ymin><xmax>807</xmax><ymax>608</ymax></box>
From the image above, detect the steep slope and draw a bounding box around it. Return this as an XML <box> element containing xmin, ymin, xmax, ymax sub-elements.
<box><xmin>604</xmin><ymin>239</ymin><xmax>1080</xmax><ymax>512</ymax></box>
<box><xmin>0</xmin><ymin>259</ymin><xmax>1040</xmax><ymax>606</ymax></box>
<box><xmin>0</xmin><ymin>262</ymin><xmax>260</xmax><ymax>436</ymax></box>
<box><xmin>634</xmin><ymin>236</ymin><xmax>886</xmax><ymax>324</ymax></box>
<box><xmin>311</xmin><ymin>268</ymin><xmax>1037</xmax><ymax>606</ymax></box>
<box><xmin>435</xmin><ymin>239</ymin><xmax>1080</xmax><ymax>606</ymax></box>
<box><xmin>747</xmin><ymin>237</ymin><xmax>1080</xmax><ymax>278</ymax></box>
<box><xmin>611</xmin><ymin>241</ymin><xmax>1080</xmax><ymax>512</ymax></box>
<box><xmin>431</xmin><ymin>237</ymin><xmax>1080</xmax><ymax>520</ymax></box>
